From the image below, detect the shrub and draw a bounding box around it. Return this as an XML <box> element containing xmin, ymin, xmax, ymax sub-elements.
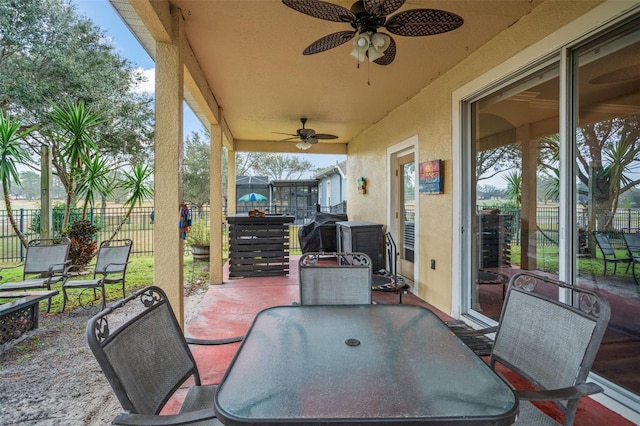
<box><xmin>65</xmin><ymin>219</ymin><xmax>99</xmax><ymax>269</ymax></box>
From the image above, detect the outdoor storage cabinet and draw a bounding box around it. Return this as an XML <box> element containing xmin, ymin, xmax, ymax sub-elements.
<box><xmin>227</xmin><ymin>214</ymin><xmax>295</xmax><ymax>278</ymax></box>
<box><xmin>336</xmin><ymin>221</ymin><xmax>385</xmax><ymax>272</ymax></box>
<box><xmin>479</xmin><ymin>213</ymin><xmax>512</xmax><ymax>268</ymax></box>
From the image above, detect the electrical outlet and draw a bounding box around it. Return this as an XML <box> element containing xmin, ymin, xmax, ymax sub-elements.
<box><xmin>430</xmin><ymin>259</ymin><xmax>436</xmax><ymax>269</ymax></box>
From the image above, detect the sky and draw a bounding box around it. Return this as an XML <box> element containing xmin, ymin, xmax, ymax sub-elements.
<box><xmin>70</xmin><ymin>0</ymin><xmax>345</xmax><ymax>174</ymax></box>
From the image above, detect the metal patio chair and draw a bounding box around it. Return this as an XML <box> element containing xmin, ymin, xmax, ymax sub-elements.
<box><xmin>299</xmin><ymin>252</ymin><xmax>372</xmax><ymax>305</ymax></box>
<box><xmin>61</xmin><ymin>239</ymin><xmax>133</xmax><ymax>312</ymax></box>
<box><xmin>0</xmin><ymin>238</ymin><xmax>70</xmax><ymax>312</ymax></box>
<box><xmin>86</xmin><ymin>285</ymin><xmax>243</xmax><ymax>425</ymax></box>
<box><xmin>460</xmin><ymin>271</ymin><xmax>610</xmax><ymax>425</ymax></box>
<box><xmin>593</xmin><ymin>231</ymin><xmax>632</xmax><ymax>276</ymax></box>
<box><xmin>622</xmin><ymin>232</ymin><xmax>640</xmax><ymax>285</ymax></box>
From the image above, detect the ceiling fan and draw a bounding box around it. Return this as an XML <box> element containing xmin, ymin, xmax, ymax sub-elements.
<box><xmin>274</xmin><ymin>118</ymin><xmax>338</xmax><ymax>150</ymax></box>
<box><xmin>282</xmin><ymin>0</ymin><xmax>464</xmax><ymax>65</ymax></box>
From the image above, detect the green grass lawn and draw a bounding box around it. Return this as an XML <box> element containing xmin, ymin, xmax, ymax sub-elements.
<box><xmin>0</xmin><ymin>255</ymin><xmax>217</xmax><ymax>314</ymax></box>
<box><xmin>1</xmin><ymin>243</ymin><xmax>630</xmax><ymax>315</ymax></box>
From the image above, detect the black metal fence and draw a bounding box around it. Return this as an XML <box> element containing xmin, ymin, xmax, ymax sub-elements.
<box><xmin>0</xmin><ymin>203</ymin><xmax>349</xmax><ymax>262</ymax></box>
<box><xmin>1</xmin><ymin>206</ymin><xmax>155</xmax><ymax>262</ymax></box>
<box><xmin>13</xmin><ymin>203</ymin><xmax>639</xmax><ymax>262</ymax></box>
<box><xmin>479</xmin><ymin>206</ymin><xmax>640</xmax><ymax>248</ymax></box>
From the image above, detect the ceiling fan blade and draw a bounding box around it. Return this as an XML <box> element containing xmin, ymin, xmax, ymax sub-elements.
<box><xmin>299</xmin><ymin>128</ymin><xmax>316</xmax><ymax>138</ymax></box>
<box><xmin>314</xmin><ymin>134</ymin><xmax>338</xmax><ymax>140</ymax></box>
<box><xmin>303</xmin><ymin>31</ymin><xmax>356</xmax><ymax>55</ymax></box>
<box><xmin>373</xmin><ymin>34</ymin><xmax>396</xmax><ymax>65</ymax></box>
<box><xmin>273</xmin><ymin>132</ymin><xmax>298</xmax><ymax>137</ymax></box>
<box><xmin>282</xmin><ymin>0</ymin><xmax>355</xmax><ymax>23</ymax></box>
<box><xmin>307</xmin><ymin>137</ymin><xmax>319</xmax><ymax>144</ymax></box>
<box><xmin>280</xmin><ymin>137</ymin><xmax>300</xmax><ymax>141</ymax></box>
<box><xmin>363</xmin><ymin>0</ymin><xmax>405</xmax><ymax>17</ymax></box>
<box><xmin>385</xmin><ymin>9</ymin><xmax>464</xmax><ymax>37</ymax></box>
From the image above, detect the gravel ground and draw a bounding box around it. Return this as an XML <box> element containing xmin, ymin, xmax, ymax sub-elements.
<box><xmin>0</xmin><ymin>284</ymin><xmax>208</xmax><ymax>425</ymax></box>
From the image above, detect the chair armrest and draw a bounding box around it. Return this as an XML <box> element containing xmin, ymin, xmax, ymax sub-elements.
<box><xmin>185</xmin><ymin>336</ymin><xmax>244</xmax><ymax>345</ymax></box>
<box><xmin>64</xmin><ymin>263</ymin><xmax>96</xmax><ymax>277</ymax></box>
<box><xmin>98</xmin><ymin>261</ymin><xmax>130</xmax><ymax>276</ymax></box>
<box><xmin>517</xmin><ymin>382</ymin><xmax>603</xmax><ymax>401</ymax></box>
<box><xmin>48</xmin><ymin>261</ymin><xmax>71</xmax><ymax>276</ymax></box>
<box><xmin>0</xmin><ymin>263</ymin><xmax>24</xmax><ymax>280</ymax></box>
<box><xmin>452</xmin><ymin>325</ymin><xmax>498</xmax><ymax>337</ymax></box>
<box><xmin>113</xmin><ymin>408</ymin><xmax>217</xmax><ymax>425</ymax></box>
<box><xmin>0</xmin><ymin>263</ymin><xmax>24</xmax><ymax>273</ymax></box>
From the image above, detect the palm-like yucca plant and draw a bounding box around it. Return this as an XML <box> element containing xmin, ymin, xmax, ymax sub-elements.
<box><xmin>109</xmin><ymin>163</ymin><xmax>153</xmax><ymax>240</ymax></box>
<box><xmin>77</xmin><ymin>155</ymin><xmax>113</xmax><ymax>219</ymax></box>
<box><xmin>0</xmin><ymin>111</ymin><xmax>36</xmax><ymax>248</ymax></box>
<box><xmin>50</xmin><ymin>100</ymin><xmax>103</xmax><ymax>229</ymax></box>
<box><xmin>503</xmin><ymin>170</ymin><xmax>522</xmax><ymax>207</ymax></box>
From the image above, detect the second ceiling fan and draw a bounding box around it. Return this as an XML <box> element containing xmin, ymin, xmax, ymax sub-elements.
<box><xmin>282</xmin><ymin>0</ymin><xmax>464</xmax><ymax>65</ymax></box>
<box><xmin>275</xmin><ymin>118</ymin><xmax>338</xmax><ymax>150</ymax></box>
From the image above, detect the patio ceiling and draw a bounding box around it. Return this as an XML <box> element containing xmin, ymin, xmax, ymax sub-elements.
<box><xmin>110</xmin><ymin>0</ymin><xmax>543</xmax><ymax>152</ymax></box>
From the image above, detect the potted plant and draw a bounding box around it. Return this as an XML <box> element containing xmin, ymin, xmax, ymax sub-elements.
<box><xmin>186</xmin><ymin>220</ymin><xmax>210</xmax><ymax>261</ymax></box>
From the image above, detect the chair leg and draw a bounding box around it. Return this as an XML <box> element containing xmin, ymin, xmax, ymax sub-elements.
<box><xmin>100</xmin><ymin>284</ymin><xmax>107</xmax><ymax>311</ymax></box>
<box><xmin>633</xmin><ymin>263</ymin><xmax>639</xmax><ymax>285</ymax></box>
<box><xmin>60</xmin><ymin>287</ymin><xmax>68</xmax><ymax>313</ymax></box>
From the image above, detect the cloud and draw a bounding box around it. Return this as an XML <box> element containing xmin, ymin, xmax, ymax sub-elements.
<box><xmin>132</xmin><ymin>67</ymin><xmax>155</xmax><ymax>95</ymax></box>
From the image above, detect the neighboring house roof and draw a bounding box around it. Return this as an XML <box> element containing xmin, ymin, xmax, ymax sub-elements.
<box><xmin>314</xmin><ymin>160</ymin><xmax>346</xmax><ymax>179</ymax></box>
<box><xmin>236</xmin><ymin>176</ymin><xmax>269</xmax><ymax>185</ymax></box>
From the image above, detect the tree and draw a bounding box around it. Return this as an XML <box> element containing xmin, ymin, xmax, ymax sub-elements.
<box><xmin>77</xmin><ymin>155</ymin><xmax>113</xmax><ymax>218</ymax></box>
<box><xmin>0</xmin><ymin>111</ymin><xmax>35</xmax><ymax>248</ymax></box>
<box><xmin>14</xmin><ymin>170</ymin><xmax>40</xmax><ymax>200</ymax></box>
<box><xmin>238</xmin><ymin>153</ymin><xmax>316</xmax><ymax>180</ymax></box>
<box><xmin>0</xmin><ymin>0</ymin><xmax>154</xmax><ymax>202</ymax></box>
<box><xmin>50</xmin><ymin>100</ymin><xmax>103</xmax><ymax>229</ymax></box>
<box><xmin>537</xmin><ymin>117</ymin><xmax>640</xmax><ymax>232</ymax></box>
<box><xmin>183</xmin><ymin>131</ymin><xmax>210</xmax><ymax>207</ymax></box>
<box><xmin>503</xmin><ymin>170</ymin><xmax>522</xmax><ymax>207</ymax></box>
<box><xmin>109</xmin><ymin>164</ymin><xmax>153</xmax><ymax>240</ymax></box>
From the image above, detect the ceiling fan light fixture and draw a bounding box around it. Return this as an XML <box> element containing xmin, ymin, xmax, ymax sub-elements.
<box><xmin>368</xmin><ymin>32</ymin><xmax>390</xmax><ymax>61</ymax></box>
<box><xmin>350</xmin><ymin>32</ymin><xmax>371</xmax><ymax>62</ymax></box>
<box><xmin>296</xmin><ymin>140</ymin><xmax>312</xmax><ymax>150</ymax></box>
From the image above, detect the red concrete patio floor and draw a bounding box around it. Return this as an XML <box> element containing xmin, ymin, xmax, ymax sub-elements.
<box><xmin>164</xmin><ymin>256</ymin><xmax>632</xmax><ymax>425</ymax></box>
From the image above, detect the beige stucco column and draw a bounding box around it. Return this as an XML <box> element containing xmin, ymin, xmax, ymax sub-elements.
<box><xmin>210</xmin><ymin>124</ymin><xmax>223</xmax><ymax>283</ymax></box>
<box><xmin>520</xmin><ymin>125</ymin><xmax>537</xmax><ymax>270</ymax></box>
<box><xmin>227</xmin><ymin>150</ymin><xmax>237</xmax><ymax>215</ymax></box>
<box><xmin>154</xmin><ymin>7</ymin><xmax>185</xmax><ymax>326</ymax></box>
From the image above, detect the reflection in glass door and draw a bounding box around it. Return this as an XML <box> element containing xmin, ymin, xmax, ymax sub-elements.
<box><xmin>470</xmin><ymin>62</ymin><xmax>560</xmax><ymax>322</ymax></box>
<box><xmin>573</xmin><ymin>21</ymin><xmax>640</xmax><ymax>397</ymax></box>
<box><xmin>398</xmin><ymin>154</ymin><xmax>415</xmax><ymax>280</ymax></box>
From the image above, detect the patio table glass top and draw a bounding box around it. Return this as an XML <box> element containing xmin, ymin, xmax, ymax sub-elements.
<box><xmin>215</xmin><ymin>304</ymin><xmax>518</xmax><ymax>425</ymax></box>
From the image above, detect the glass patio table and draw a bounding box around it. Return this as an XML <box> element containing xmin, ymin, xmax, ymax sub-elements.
<box><xmin>215</xmin><ymin>304</ymin><xmax>518</xmax><ymax>425</ymax></box>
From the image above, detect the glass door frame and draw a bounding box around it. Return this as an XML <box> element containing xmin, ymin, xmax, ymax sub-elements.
<box><xmin>453</xmin><ymin>7</ymin><xmax>640</xmax><ymax>419</ymax></box>
<box><xmin>387</xmin><ymin>136</ymin><xmax>419</xmax><ymax>292</ymax></box>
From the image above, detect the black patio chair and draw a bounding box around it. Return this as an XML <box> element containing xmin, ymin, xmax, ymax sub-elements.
<box><xmin>61</xmin><ymin>239</ymin><xmax>133</xmax><ymax>312</ymax></box>
<box><xmin>86</xmin><ymin>285</ymin><xmax>243</xmax><ymax>425</ymax></box>
<box><xmin>622</xmin><ymin>232</ymin><xmax>640</xmax><ymax>285</ymax></box>
<box><xmin>458</xmin><ymin>271</ymin><xmax>610</xmax><ymax>425</ymax></box>
<box><xmin>298</xmin><ymin>252</ymin><xmax>372</xmax><ymax>305</ymax></box>
<box><xmin>593</xmin><ymin>231</ymin><xmax>632</xmax><ymax>276</ymax></box>
<box><xmin>0</xmin><ymin>238</ymin><xmax>70</xmax><ymax>312</ymax></box>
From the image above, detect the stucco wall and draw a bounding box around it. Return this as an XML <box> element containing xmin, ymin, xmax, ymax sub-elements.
<box><xmin>346</xmin><ymin>0</ymin><xmax>604</xmax><ymax>313</ymax></box>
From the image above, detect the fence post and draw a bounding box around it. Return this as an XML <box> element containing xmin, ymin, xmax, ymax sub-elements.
<box><xmin>19</xmin><ymin>208</ymin><xmax>25</xmax><ymax>261</ymax></box>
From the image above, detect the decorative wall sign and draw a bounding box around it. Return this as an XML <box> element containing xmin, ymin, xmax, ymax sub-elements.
<box><xmin>419</xmin><ymin>160</ymin><xmax>443</xmax><ymax>194</ymax></box>
<box><xmin>357</xmin><ymin>177</ymin><xmax>366</xmax><ymax>194</ymax></box>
